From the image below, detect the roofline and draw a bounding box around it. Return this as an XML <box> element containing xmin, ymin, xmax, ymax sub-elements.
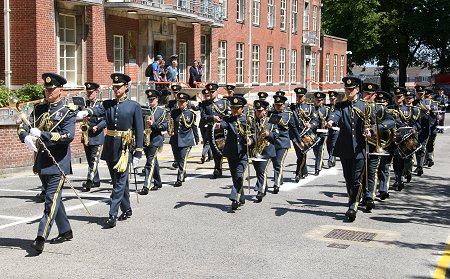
<box><xmin>322</xmin><ymin>34</ymin><xmax>348</xmax><ymax>42</ymax></box>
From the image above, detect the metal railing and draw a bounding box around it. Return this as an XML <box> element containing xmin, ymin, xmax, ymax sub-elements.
<box><xmin>302</xmin><ymin>30</ymin><xmax>317</xmax><ymax>46</ymax></box>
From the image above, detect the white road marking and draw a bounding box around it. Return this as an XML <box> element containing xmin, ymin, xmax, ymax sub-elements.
<box><xmin>0</xmin><ymin>215</ymin><xmax>28</xmax><ymax>221</ymax></box>
<box><xmin>280</xmin><ymin>167</ymin><xmax>340</xmax><ymax>191</ymax></box>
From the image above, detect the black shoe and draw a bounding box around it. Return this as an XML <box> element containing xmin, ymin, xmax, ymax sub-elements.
<box><xmin>207</xmin><ymin>156</ymin><xmax>213</xmax><ymax>162</ymax></box>
<box><xmin>417</xmin><ymin>167</ymin><xmax>423</xmax><ymax>176</ymax></box>
<box><xmin>92</xmin><ymin>182</ymin><xmax>100</xmax><ymax>188</ymax></box>
<box><xmin>345</xmin><ymin>209</ymin><xmax>356</xmax><ymax>222</ymax></box>
<box><xmin>174</xmin><ymin>180</ymin><xmax>182</xmax><ymax>187</ymax></box>
<box><xmin>212</xmin><ymin>169</ymin><xmax>222</xmax><ymax>179</ymax></box>
<box><xmin>231</xmin><ymin>201</ymin><xmax>239</xmax><ymax>210</ymax></box>
<box><xmin>239</xmin><ymin>199</ymin><xmax>245</xmax><ymax>206</ymax></box>
<box><xmin>50</xmin><ymin>230</ymin><xmax>73</xmax><ymax>244</ymax></box>
<box><xmin>200</xmin><ymin>156</ymin><xmax>206</xmax><ymax>164</ymax></box>
<box><xmin>427</xmin><ymin>160</ymin><xmax>434</xmax><ymax>167</ymax></box>
<box><xmin>379</xmin><ymin>191</ymin><xmax>390</xmax><ymax>200</ymax></box>
<box><xmin>157</xmin><ymin>184</ymin><xmax>162</xmax><ymax>189</ymax></box>
<box><xmin>301</xmin><ymin>173</ymin><xmax>309</xmax><ymax>179</ymax></box>
<box><xmin>118</xmin><ymin>209</ymin><xmax>132</xmax><ymax>221</ymax></box>
<box><xmin>314</xmin><ymin>169</ymin><xmax>320</xmax><ymax>176</ymax></box>
<box><xmin>171</xmin><ymin>162</ymin><xmax>178</xmax><ymax>169</ymax></box>
<box><xmin>31</xmin><ymin>236</ymin><xmax>45</xmax><ymax>253</ymax></box>
<box><xmin>150</xmin><ymin>185</ymin><xmax>158</xmax><ymax>191</ymax></box>
<box><xmin>397</xmin><ymin>182</ymin><xmax>405</xmax><ymax>191</ymax></box>
<box><xmin>36</xmin><ymin>191</ymin><xmax>46</xmax><ymax>203</ymax></box>
<box><xmin>256</xmin><ymin>192</ymin><xmax>264</xmax><ymax>202</ymax></box>
<box><xmin>295</xmin><ymin>174</ymin><xmax>301</xmax><ymax>183</ymax></box>
<box><xmin>405</xmin><ymin>173</ymin><xmax>412</xmax><ymax>183</ymax></box>
<box><xmin>138</xmin><ymin>188</ymin><xmax>149</xmax><ymax>195</ymax></box>
<box><xmin>366</xmin><ymin>198</ymin><xmax>375</xmax><ymax>211</ymax></box>
<box><xmin>82</xmin><ymin>181</ymin><xmax>93</xmax><ymax>192</ymax></box>
<box><xmin>273</xmin><ymin>186</ymin><xmax>279</xmax><ymax>194</ymax></box>
<box><xmin>104</xmin><ymin>216</ymin><xmax>117</xmax><ymax>228</ymax></box>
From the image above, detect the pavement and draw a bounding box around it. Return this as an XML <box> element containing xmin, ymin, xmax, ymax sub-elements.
<box><xmin>0</xmin><ymin>131</ymin><xmax>449</xmax><ymax>278</ymax></box>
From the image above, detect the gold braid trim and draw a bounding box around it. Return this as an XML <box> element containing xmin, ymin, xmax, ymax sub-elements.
<box><xmin>113</xmin><ymin>130</ymin><xmax>132</xmax><ymax>173</ymax></box>
<box><xmin>278</xmin><ymin>112</ymin><xmax>291</xmax><ymax>129</ymax></box>
<box><xmin>180</xmin><ymin>110</ymin><xmax>195</xmax><ymax>129</ymax></box>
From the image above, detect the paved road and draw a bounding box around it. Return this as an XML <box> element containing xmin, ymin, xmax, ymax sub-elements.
<box><xmin>0</xmin><ymin>132</ymin><xmax>449</xmax><ymax>278</ymax></box>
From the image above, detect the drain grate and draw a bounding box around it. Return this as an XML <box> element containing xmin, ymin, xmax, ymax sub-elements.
<box><xmin>324</xmin><ymin>229</ymin><xmax>377</xmax><ymax>242</ymax></box>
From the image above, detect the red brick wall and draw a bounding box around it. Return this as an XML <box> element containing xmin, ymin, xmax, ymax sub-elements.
<box><xmin>319</xmin><ymin>35</ymin><xmax>348</xmax><ymax>90</ymax></box>
<box><xmin>211</xmin><ymin>0</ymin><xmax>302</xmax><ymax>93</ymax></box>
<box><xmin>0</xmin><ymin>0</ymin><xmax>4</xmax><ymax>82</ymax></box>
<box><xmin>176</xmin><ymin>26</ymin><xmax>195</xmax><ymax>83</ymax></box>
<box><xmin>0</xmin><ymin>122</ymin><xmax>86</xmax><ymax>170</ymax></box>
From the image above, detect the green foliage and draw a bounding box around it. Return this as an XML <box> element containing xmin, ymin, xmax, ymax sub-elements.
<box><xmin>0</xmin><ymin>85</ymin><xmax>10</xmax><ymax>108</ymax></box>
<box><xmin>15</xmin><ymin>84</ymin><xmax>44</xmax><ymax>103</ymax></box>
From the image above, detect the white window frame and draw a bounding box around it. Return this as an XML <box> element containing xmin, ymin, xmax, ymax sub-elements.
<box><xmin>280</xmin><ymin>48</ymin><xmax>286</xmax><ymax>83</ymax></box>
<box><xmin>236</xmin><ymin>43</ymin><xmax>244</xmax><ymax>84</ymax></box>
<box><xmin>291</xmin><ymin>49</ymin><xmax>297</xmax><ymax>83</ymax></box>
<box><xmin>268</xmin><ymin>0</ymin><xmax>275</xmax><ymax>29</ymax></box>
<box><xmin>179</xmin><ymin>43</ymin><xmax>187</xmax><ymax>82</ymax></box>
<box><xmin>237</xmin><ymin>0</ymin><xmax>245</xmax><ymax>22</ymax></box>
<box><xmin>201</xmin><ymin>35</ymin><xmax>207</xmax><ymax>81</ymax></box>
<box><xmin>253</xmin><ymin>0</ymin><xmax>260</xmax><ymax>25</ymax></box>
<box><xmin>304</xmin><ymin>2</ymin><xmax>310</xmax><ymax>31</ymax></box>
<box><xmin>292</xmin><ymin>0</ymin><xmax>298</xmax><ymax>34</ymax></box>
<box><xmin>266</xmin><ymin>47</ymin><xmax>273</xmax><ymax>84</ymax></box>
<box><xmin>313</xmin><ymin>5</ymin><xmax>318</xmax><ymax>32</ymax></box>
<box><xmin>59</xmin><ymin>14</ymin><xmax>77</xmax><ymax>85</ymax></box>
<box><xmin>311</xmin><ymin>52</ymin><xmax>316</xmax><ymax>82</ymax></box>
<box><xmin>333</xmin><ymin>54</ymin><xmax>338</xmax><ymax>82</ymax></box>
<box><xmin>113</xmin><ymin>35</ymin><xmax>124</xmax><ymax>74</ymax></box>
<box><xmin>340</xmin><ymin>55</ymin><xmax>345</xmax><ymax>81</ymax></box>
<box><xmin>218</xmin><ymin>41</ymin><xmax>227</xmax><ymax>84</ymax></box>
<box><xmin>252</xmin><ymin>45</ymin><xmax>260</xmax><ymax>84</ymax></box>
<box><xmin>280</xmin><ymin>0</ymin><xmax>286</xmax><ymax>31</ymax></box>
<box><xmin>326</xmin><ymin>53</ymin><xmax>330</xmax><ymax>83</ymax></box>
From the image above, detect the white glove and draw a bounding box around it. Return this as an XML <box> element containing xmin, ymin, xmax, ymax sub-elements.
<box><xmin>132</xmin><ymin>157</ymin><xmax>140</xmax><ymax>167</ymax></box>
<box><xmin>30</xmin><ymin>128</ymin><xmax>41</xmax><ymax>138</ymax></box>
<box><xmin>24</xmin><ymin>135</ymin><xmax>37</xmax><ymax>152</ymax></box>
<box><xmin>76</xmin><ymin>110</ymin><xmax>89</xmax><ymax>120</ymax></box>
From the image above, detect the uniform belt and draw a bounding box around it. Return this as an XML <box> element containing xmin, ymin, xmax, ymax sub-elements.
<box><xmin>106</xmin><ymin>130</ymin><xmax>130</xmax><ymax>137</ymax></box>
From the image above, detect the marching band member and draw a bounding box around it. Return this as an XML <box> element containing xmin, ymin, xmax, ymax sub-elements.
<box><xmin>290</xmin><ymin>87</ymin><xmax>315</xmax><ymax>182</ymax></box>
<box><xmin>424</xmin><ymin>89</ymin><xmax>440</xmax><ymax>167</ymax></box>
<box><xmin>139</xmin><ymin>89</ymin><xmax>168</xmax><ymax>195</ymax></box>
<box><xmin>413</xmin><ymin>85</ymin><xmax>431</xmax><ymax>176</ymax></box>
<box><xmin>198</xmin><ymin>88</ymin><xmax>213</xmax><ymax>165</ymax></box>
<box><xmin>77</xmin><ymin>73</ymin><xmax>144</xmax><ymax>228</ymax></box>
<box><xmin>434</xmin><ymin>87</ymin><xmax>448</xmax><ymax>133</ymax></box>
<box><xmin>326</xmin><ymin>91</ymin><xmax>339</xmax><ymax>168</ymax></box>
<box><xmin>250</xmin><ymin>100</ymin><xmax>278</xmax><ymax>202</ymax></box>
<box><xmin>220</xmin><ymin>96</ymin><xmax>251</xmax><ymax>210</ymax></box>
<box><xmin>311</xmin><ymin>91</ymin><xmax>330</xmax><ymax>176</ymax></box>
<box><xmin>170</xmin><ymin>92</ymin><xmax>198</xmax><ymax>187</ymax></box>
<box><xmin>18</xmin><ymin>73</ymin><xmax>76</xmax><ymax>253</ymax></box>
<box><xmin>271</xmin><ymin>95</ymin><xmax>302</xmax><ymax>193</ymax></box>
<box><xmin>81</xmin><ymin>82</ymin><xmax>106</xmax><ymax>192</ymax></box>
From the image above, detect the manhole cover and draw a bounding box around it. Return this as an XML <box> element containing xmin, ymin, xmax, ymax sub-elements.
<box><xmin>324</xmin><ymin>229</ymin><xmax>377</xmax><ymax>242</ymax></box>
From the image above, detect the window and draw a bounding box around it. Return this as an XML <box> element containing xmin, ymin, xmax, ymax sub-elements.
<box><xmin>340</xmin><ymin>55</ymin><xmax>345</xmax><ymax>81</ymax></box>
<box><xmin>280</xmin><ymin>0</ymin><xmax>286</xmax><ymax>31</ymax></box>
<box><xmin>311</xmin><ymin>52</ymin><xmax>316</xmax><ymax>81</ymax></box>
<box><xmin>291</xmin><ymin>49</ymin><xmax>297</xmax><ymax>83</ymax></box>
<box><xmin>266</xmin><ymin>47</ymin><xmax>273</xmax><ymax>84</ymax></box>
<box><xmin>252</xmin><ymin>45</ymin><xmax>260</xmax><ymax>83</ymax></box>
<box><xmin>304</xmin><ymin>2</ymin><xmax>310</xmax><ymax>31</ymax></box>
<box><xmin>218</xmin><ymin>41</ymin><xmax>227</xmax><ymax>84</ymax></box>
<box><xmin>113</xmin><ymin>35</ymin><xmax>124</xmax><ymax>74</ymax></box>
<box><xmin>236</xmin><ymin>43</ymin><xmax>244</xmax><ymax>84</ymax></box>
<box><xmin>326</xmin><ymin>53</ymin><xmax>330</xmax><ymax>83</ymax></box>
<box><xmin>178</xmin><ymin>0</ymin><xmax>193</xmax><ymax>12</ymax></box>
<box><xmin>313</xmin><ymin>5</ymin><xmax>318</xmax><ymax>32</ymax></box>
<box><xmin>201</xmin><ymin>35</ymin><xmax>208</xmax><ymax>81</ymax></box>
<box><xmin>280</xmin><ymin>48</ymin><xmax>286</xmax><ymax>83</ymax></box>
<box><xmin>222</xmin><ymin>0</ymin><xmax>228</xmax><ymax>19</ymax></box>
<box><xmin>268</xmin><ymin>0</ymin><xmax>275</xmax><ymax>28</ymax></box>
<box><xmin>333</xmin><ymin>54</ymin><xmax>338</xmax><ymax>82</ymax></box>
<box><xmin>292</xmin><ymin>0</ymin><xmax>298</xmax><ymax>33</ymax></box>
<box><xmin>237</xmin><ymin>0</ymin><xmax>245</xmax><ymax>22</ymax></box>
<box><xmin>253</xmin><ymin>0</ymin><xmax>260</xmax><ymax>25</ymax></box>
<box><xmin>179</xmin><ymin>43</ymin><xmax>187</xmax><ymax>82</ymax></box>
<box><xmin>59</xmin><ymin>14</ymin><xmax>77</xmax><ymax>85</ymax></box>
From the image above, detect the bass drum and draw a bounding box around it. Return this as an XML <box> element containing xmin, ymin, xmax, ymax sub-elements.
<box><xmin>211</xmin><ymin>123</ymin><xmax>227</xmax><ymax>156</ymax></box>
<box><xmin>300</xmin><ymin>130</ymin><xmax>320</xmax><ymax>153</ymax></box>
<box><xmin>396</xmin><ymin>127</ymin><xmax>422</xmax><ymax>159</ymax></box>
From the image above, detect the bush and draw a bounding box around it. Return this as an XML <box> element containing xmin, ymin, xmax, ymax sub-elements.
<box><xmin>0</xmin><ymin>85</ymin><xmax>10</xmax><ymax>108</ymax></box>
<box><xmin>15</xmin><ymin>84</ymin><xmax>44</xmax><ymax>103</ymax></box>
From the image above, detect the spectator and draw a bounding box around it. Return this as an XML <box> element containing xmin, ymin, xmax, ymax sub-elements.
<box><xmin>159</xmin><ymin>60</ymin><xmax>167</xmax><ymax>82</ymax></box>
<box><xmin>189</xmin><ymin>60</ymin><xmax>202</xmax><ymax>88</ymax></box>
<box><xmin>166</xmin><ymin>60</ymin><xmax>179</xmax><ymax>82</ymax></box>
<box><xmin>146</xmin><ymin>54</ymin><xmax>163</xmax><ymax>83</ymax></box>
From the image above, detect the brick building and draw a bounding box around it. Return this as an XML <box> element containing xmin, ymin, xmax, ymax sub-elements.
<box><xmin>318</xmin><ymin>34</ymin><xmax>348</xmax><ymax>91</ymax></box>
<box><xmin>0</xmin><ymin>0</ymin><xmax>349</xmax><ymax>171</ymax></box>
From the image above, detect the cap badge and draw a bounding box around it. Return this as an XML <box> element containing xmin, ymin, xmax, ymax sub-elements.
<box><xmin>233</xmin><ymin>98</ymin><xmax>238</xmax><ymax>104</ymax></box>
<box><xmin>87</xmin><ymin>84</ymin><xmax>91</xmax><ymax>88</ymax></box>
<box><xmin>114</xmin><ymin>76</ymin><xmax>119</xmax><ymax>82</ymax></box>
<box><xmin>347</xmin><ymin>79</ymin><xmax>351</xmax><ymax>84</ymax></box>
<box><xmin>368</xmin><ymin>85</ymin><xmax>373</xmax><ymax>89</ymax></box>
<box><xmin>316</xmin><ymin>93</ymin><xmax>320</xmax><ymax>97</ymax></box>
<box><xmin>396</xmin><ymin>89</ymin><xmax>400</xmax><ymax>93</ymax></box>
<box><xmin>45</xmin><ymin>77</ymin><xmax>51</xmax><ymax>83</ymax></box>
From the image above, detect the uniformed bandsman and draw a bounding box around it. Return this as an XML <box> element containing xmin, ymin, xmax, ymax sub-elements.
<box><xmin>170</xmin><ymin>92</ymin><xmax>198</xmax><ymax>187</ymax></box>
<box><xmin>311</xmin><ymin>91</ymin><xmax>330</xmax><ymax>176</ymax></box>
<box><xmin>197</xmin><ymin>88</ymin><xmax>213</xmax><ymax>164</ymax></box>
<box><xmin>271</xmin><ymin>95</ymin><xmax>302</xmax><ymax>193</ymax></box>
<box><xmin>250</xmin><ymin>100</ymin><xmax>278</xmax><ymax>202</ymax></box>
<box><xmin>225</xmin><ymin>84</ymin><xmax>235</xmax><ymax>100</ymax></box>
<box><xmin>326</xmin><ymin>90</ymin><xmax>339</xmax><ymax>168</ymax></box>
<box><xmin>327</xmin><ymin>77</ymin><xmax>372</xmax><ymax>222</ymax></box>
<box><xmin>424</xmin><ymin>89</ymin><xmax>440</xmax><ymax>167</ymax></box>
<box><xmin>413</xmin><ymin>85</ymin><xmax>431</xmax><ymax>176</ymax></box>
<box><xmin>81</xmin><ymin>82</ymin><xmax>106</xmax><ymax>192</ymax></box>
<box><xmin>139</xmin><ymin>89</ymin><xmax>168</xmax><ymax>195</ymax></box>
<box><xmin>258</xmin><ymin>91</ymin><xmax>269</xmax><ymax>101</ymax></box>
<box><xmin>77</xmin><ymin>73</ymin><xmax>144</xmax><ymax>228</ymax></box>
<box><xmin>434</xmin><ymin>87</ymin><xmax>448</xmax><ymax>133</ymax></box>
<box><xmin>18</xmin><ymin>73</ymin><xmax>76</xmax><ymax>253</ymax></box>
<box><xmin>219</xmin><ymin>96</ymin><xmax>251</xmax><ymax>210</ymax></box>
<box><xmin>290</xmin><ymin>87</ymin><xmax>315</xmax><ymax>182</ymax></box>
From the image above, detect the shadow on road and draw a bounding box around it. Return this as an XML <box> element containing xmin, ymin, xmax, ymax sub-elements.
<box><xmin>173</xmin><ymin>201</ymin><xmax>230</xmax><ymax>212</ymax></box>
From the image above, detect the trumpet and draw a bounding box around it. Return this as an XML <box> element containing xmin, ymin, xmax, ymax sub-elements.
<box><xmin>144</xmin><ymin>115</ymin><xmax>153</xmax><ymax>146</ymax></box>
